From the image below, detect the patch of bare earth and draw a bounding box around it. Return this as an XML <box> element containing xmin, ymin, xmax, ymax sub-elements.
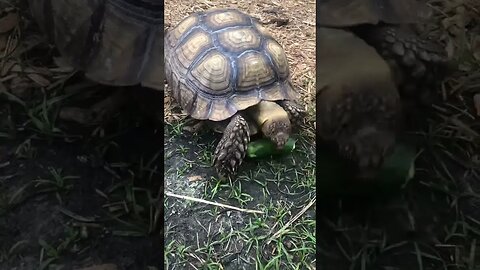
<box><xmin>0</xmin><ymin>1</ymin><xmax>162</xmax><ymax>270</ymax></box>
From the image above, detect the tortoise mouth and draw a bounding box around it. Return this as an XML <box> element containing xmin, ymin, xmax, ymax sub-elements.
<box><xmin>339</xmin><ymin>127</ymin><xmax>395</xmax><ymax>170</ymax></box>
<box><xmin>272</xmin><ymin>132</ymin><xmax>289</xmax><ymax>149</ymax></box>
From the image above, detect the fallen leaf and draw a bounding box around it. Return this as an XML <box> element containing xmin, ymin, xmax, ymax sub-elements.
<box><xmin>1</xmin><ymin>60</ymin><xmax>16</xmax><ymax>76</ymax></box>
<box><xmin>11</xmin><ymin>34</ymin><xmax>43</xmax><ymax>57</ymax></box>
<box><xmin>472</xmin><ymin>34</ymin><xmax>480</xmax><ymax>61</ymax></box>
<box><xmin>0</xmin><ymin>12</ymin><xmax>18</xmax><ymax>33</ymax></box>
<box><xmin>9</xmin><ymin>76</ymin><xmax>33</xmax><ymax>99</ymax></box>
<box><xmin>27</xmin><ymin>73</ymin><xmax>50</xmax><ymax>87</ymax></box>
<box><xmin>459</xmin><ymin>62</ymin><xmax>472</xmax><ymax>72</ymax></box>
<box><xmin>474</xmin><ymin>93</ymin><xmax>480</xmax><ymax>116</ymax></box>
<box><xmin>59</xmin><ymin>107</ymin><xmax>93</xmax><ymax>124</ymax></box>
<box><xmin>52</xmin><ymin>56</ymin><xmax>75</xmax><ymax>73</ymax></box>
<box><xmin>0</xmin><ymin>34</ymin><xmax>6</xmax><ymax>51</ymax></box>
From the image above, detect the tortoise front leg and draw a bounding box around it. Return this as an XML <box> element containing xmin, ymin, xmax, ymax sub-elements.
<box><xmin>213</xmin><ymin>114</ymin><xmax>250</xmax><ymax>177</ymax></box>
<box><xmin>278</xmin><ymin>100</ymin><xmax>306</xmax><ymax>126</ymax></box>
<box><xmin>358</xmin><ymin>25</ymin><xmax>449</xmax><ymax>103</ymax></box>
<box><xmin>361</xmin><ymin>25</ymin><xmax>448</xmax><ymax>72</ymax></box>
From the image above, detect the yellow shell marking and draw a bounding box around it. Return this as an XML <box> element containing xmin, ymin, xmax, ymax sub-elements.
<box><xmin>218</xmin><ymin>28</ymin><xmax>261</xmax><ymax>53</ymax></box>
<box><xmin>266</xmin><ymin>40</ymin><xmax>289</xmax><ymax>79</ymax></box>
<box><xmin>260</xmin><ymin>84</ymin><xmax>284</xmax><ymax>100</ymax></box>
<box><xmin>237</xmin><ymin>52</ymin><xmax>274</xmax><ymax>90</ymax></box>
<box><xmin>206</xmin><ymin>11</ymin><xmax>246</xmax><ymax>29</ymax></box>
<box><xmin>190</xmin><ymin>51</ymin><xmax>231</xmax><ymax>92</ymax></box>
<box><xmin>169</xmin><ymin>16</ymin><xmax>198</xmax><ymax>47</ymax></box>
<box><xmin>176</xmin><ymin>30</ymin><xmax>213</xmax><ymax>70</ymax></box>
<box><xmin>231</xmin><ymin>94</ymin><xmax>260</xmax><ymax>110</ymax></box>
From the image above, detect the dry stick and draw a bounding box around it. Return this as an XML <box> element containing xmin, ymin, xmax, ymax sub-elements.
<box><xmin>270</xmin><ymin>197</ymin><xmax>316</xmax><ymax>241</ymax></box>
<box><xmin>165</xmin><ymin>191</ymin><xmax>264</xmax><ymax>214</ymax></box>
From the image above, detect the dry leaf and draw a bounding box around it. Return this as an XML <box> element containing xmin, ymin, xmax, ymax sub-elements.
<box><xmin>9</xmin><ymin>76</ymin><xmax>33</xmax><ymax>99</ymax></box>
<box><xmin>1</xmin><ymin>60</ymin><xmax>15</xmax><ymax>76</ymax></box>
<box><xmin>472</xmin><ymin>35</ymin><xmax>480</xmax><ymax>61</ymax></box>
<box><xmin>0</xmin><ymin>34</ymin><xmax>7</xmax><ymax>51</ymax></box>
<box><xmin>0</xmin><ymin>12</ymin><xmax>18</xmax><ymax>33</ymax></box>
<box><xmin>8</xmin><ymin>63</ymin><xmax>22</xmax><ymax>73</ymax></box>
<box><xmin>59</xmin><ymin>107</ymin><xmax>92</xmax><ymax>124</ymax></box>
<box><xmin>27</xmin><ymin>73</ymin><xmax>50</xmax><ymax>87</ymax></box>
<box><xmin>52</xmin><ymin>56</ymin><xmax>75</xmax><ymax>73</ymax></box>
<box><xmin>474</xmin><ymin>93</ymin><xmax>480</xmax><ymax>116</ymax></box>
<box><xmin>11</xmin><ymin>34</ymin><xmax>43</xmax><ymax>57</ymax></box>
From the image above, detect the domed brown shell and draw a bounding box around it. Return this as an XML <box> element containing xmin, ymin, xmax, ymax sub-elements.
<box><xmin>318</xmin><ymin>26</ymin><xmax>401</xmax><ymax>134</ymax></box>
<box><xmin>28</xmin><ymin>0</ymin><xmax>164</xmax><ymax>90</ymax></box>
<box><xmin>165</xmin><ymin>8</ymin><xmax>299</xmax><ymax>122</ymax></box>
<box><xmin>317</xmin><ymin>27</ymin><xmax>402</xmax><ymax>169</ymax></box>
<box><xmin>317</xmin><ymin>0</ymin><xmax>430</xmax><ymax>27</ymax></box>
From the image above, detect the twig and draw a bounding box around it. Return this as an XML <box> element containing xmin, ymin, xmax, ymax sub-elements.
<box><xmin>165</xmin><ymin>191</ymin><xmax>264</xmax><ymax>214</ymax></box>
<box><xmin>270</xmin><ymin>197</ymin><xmax>316</xmax><ymax>240</ymax></box>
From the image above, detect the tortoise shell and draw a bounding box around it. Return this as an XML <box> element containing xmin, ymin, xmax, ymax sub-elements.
<box><xmin>317</xmin><ymin>0</ymin><xmax>431</xmax><ymax>27</ymax></box>
<box><xmin>165</xmin><ymin>8</ymin><xmax>299</xmax><ymax>122</ymax></box>
<box><xmin>28</xmin><ymin>0</ymin><xmax>164</xmax><ymax>90</ymax></box>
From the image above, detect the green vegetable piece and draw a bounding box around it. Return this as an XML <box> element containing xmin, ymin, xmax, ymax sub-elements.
<box><xmin>317</xmin><ymin>143</ymin><xmax>417</xmax><ymax>197</ymax></box>
<box><xmin>247</xmin><ymin>138</ymin><xmax>296</xmax><ymax>159</ymax></box>
<box><xmin>377</xmin><ymin>144</ymin><xmax>416</xmax><ymax>184</ymax></box>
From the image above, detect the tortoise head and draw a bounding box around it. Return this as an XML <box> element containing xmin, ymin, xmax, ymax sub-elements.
<box><xmin>263</xmin><ymin>117</ymin><xmax>292</xmax><ymax>150</ymax></box>
<box><xmin>340</xmin><ymin>126</ymin><xmax>395</xmax><ymax>178</ymax></box>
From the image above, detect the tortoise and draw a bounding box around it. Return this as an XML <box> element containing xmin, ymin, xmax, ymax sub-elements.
<box><xmin>27</xmin><ymin>0</ymin><xmax>164</xmax><ymax>124</ymax></box>
<box><xmin>319</xmin><ymin>0</ymin><xmax>449</xmax><ymax>101</ymax></box>
<box><xmin>164</xmin><ymin>8</ymin><xmax>305</xmax><ymax>176</ymax></box>
<box><xmin>316</xmin><ymin>0</ymin><xmax>448</xmax><ymax>177</ymax></box>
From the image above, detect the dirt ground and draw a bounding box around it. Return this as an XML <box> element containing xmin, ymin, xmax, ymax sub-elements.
<box><xmin>164</xmin><ymin>0</ymin><xmax>316</xmax><ymax>269</ymax></box>
<box><xmin>0</xmin><ymin>1</ymin><xmax>164</xmax><ymax>270</ymax></box>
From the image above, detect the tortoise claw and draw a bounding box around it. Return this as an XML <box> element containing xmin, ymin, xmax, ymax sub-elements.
<box><xmin>213</xmin><ymin>114</ymin><xmax>250</xmax><ymax>177</ymax></box>
<box><xmin>278</xmin><ymin>100</ymin><xmax>306</xmax><ymax>126</ymax></box>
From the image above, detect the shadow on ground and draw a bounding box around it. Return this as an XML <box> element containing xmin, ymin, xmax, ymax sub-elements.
<box><xmin>0</xmin><ymin>109</ymin><xmax>163</xmax><ymax>269</ymax></box>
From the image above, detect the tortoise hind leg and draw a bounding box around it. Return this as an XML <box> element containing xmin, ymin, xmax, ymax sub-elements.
<box><xmin>213</xmin><ymin>114</ymin><xmax>250</xmax><ymax>177</ymax></box>
<box><xmin>278</xmin><ymin>100</ymin><xmax>306</xmax><ymax>126</ymax></box>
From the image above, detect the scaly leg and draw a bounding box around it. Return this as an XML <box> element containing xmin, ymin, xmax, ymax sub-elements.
<box><xmin>278</xmin><ymin>100</ymin><xmax>306</xmax><ymax>126</ymax></box>
<box><xmin>357</xmin><ymin>25</ymin><xmax>449</xmax><ymax>103</ymax></box>
<box><xmin>213</xmin><ymin>114</ymin><xmax>250</xmax><ymax>177</ymax></box>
